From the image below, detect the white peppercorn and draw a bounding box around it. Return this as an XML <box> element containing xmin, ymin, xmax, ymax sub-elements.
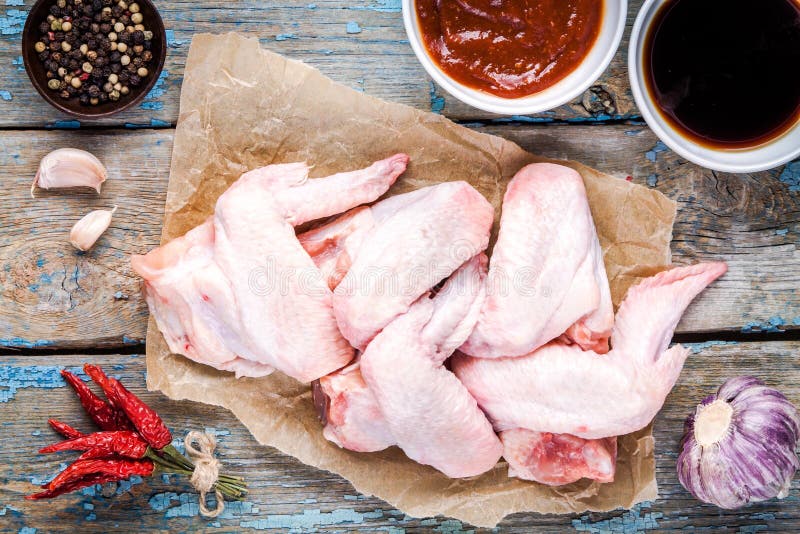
<box><xmin>87</xmin><ymin>50</ymin><xmax>97</xmax><ymax>61</ymax></box>
<box><xmin>110</xmin><ymin>41</ymin><xmax>118</xmax><ymax>51</ymax></box>
<box><xmin>117</xmin><ymin>42</ymin><xmax>127</xmax><ymax>53</ymax></box>
<box><xmin>136</xmin><ymin>67</ymin><xmax>148</xmax><ymax>77</ymax></box>
<box><xmin>57</xmin><ymin>67</ymin><xmax>67</xmax><ymax>77</ymax></box>
<box><xmin>64</xmin><ymin>74</ymin><xmax>73</xmax><ymax>83</ymax></box>
<box><xmin>133</xmin><ymin>24</ymin><xmax>144</xmax><ymax>31</ymax></box>
<box><xmin>35</xmin><ymin>41</ymin><xmax>47</xmax><ymax>53</ymax></box>
<box><xmin>108</xmin><ymin>32</ymin><xmax>117</xmax><ymax>42</ymax></box>
<box><xmin>61</xmin><ymin>21</ymin><xmax>72</xmax><ymax>32</ymax></box>
<box><xmin>61</xmin><ymin>41</ymin><xmax>71</xmax><ymax>52</ymax></box>
<box><xmin>143</xmin><ymin>30</ymin><xmax>153</xmax><ymax>40</ymax></box>
<box><xmin>103</xmin><ymin>81</ymin><xmax>113</xmax><ymax>93</ymax></box>
<box><xmin>48</xmin><ymin>79</ymin><xmax>61</xmax><ymax>90</ymax></box>
<box><xmin>129</xmin><ymin>2</ymin><xmax>139</xmax><ymax>12</ymax></box>
<box><xmin>89</xmin><ymin>96</ymin><xmax>99</xmax><ymax>105</ymax></box>
<box><xmin>120</xmin><ymin>86</ymin><xmax>129</xmax><ymax>95</ymax></box>
<box><xmin>113</xmin><ymin>82</ymin><xmax>122</xmax><ymax>91</ymax></box>
<box><xmin>109</xmin><ymin>89</ymin><xmax>120</xmax><ymax>101</ymax></box>
<box><xmin>82</xmin><ymin>62</ymin><xmax>93</xmax><ymax>73</ymax></box>
<box><xmin>131</xmin><ymin>13</ymin><xmax>143</xmax><ymax>24</ymax></box>
<box><xmin>70</xmin><ymin>77</ymin><xmax>82</xmax><ymax>89</ymax></box>
<box><xmin>51</xmin><ymin>20</ymin><xmax>62</xmax><ymax>31</ymax></box>
<box><xmin>120</xmin><ymin>54</ymin><xmax>130</xmax><ymax>66</ymax></box>
<box><xmin>108</xmin><ymin>73</ymin><xmax>119</xmax><ymax>84</ymax></box>
<box><xmin>118</xmin><ymin>0</ymin><xmax>128</xmax><ymax>9</ymax></box>
<box><xmin>79</xmin><ymin>43</ymin><xmax>88</xmax><ymax>55</ymax></box>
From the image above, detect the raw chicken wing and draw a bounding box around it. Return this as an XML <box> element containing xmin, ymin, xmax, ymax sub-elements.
<box><xmin>461</xmin><ymin>163</ymin><xmax>613</xmax><ymax>358</ymax></box>
<box><xmin>334</xmin><ymin>181</ymin><xmax>494</xmax><ymax>350</ymax></box>
<box><xmin>132</xmin><ymin>154</ymin><xmax>409</xmax><ymax>382</ymax></box>
<box><xmin>453</xmin><ymin>262</ymin><xmax>728</xmax><ymax>439</ymax></box>
<box><xmin>359</xmin><ymin>255</ymin><xmax>502</xmax><ymax>477</ymax></box>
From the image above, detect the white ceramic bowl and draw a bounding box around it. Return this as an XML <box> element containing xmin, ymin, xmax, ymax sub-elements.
<box><xmin>629</xmin><ymin>0</ymin><xmax>800</xmax><ymax>173</ymax></box>
<box><xmin>402</xmin><ymin>0</ymin><xmax>628</xmax><ymax>115</ymax></box>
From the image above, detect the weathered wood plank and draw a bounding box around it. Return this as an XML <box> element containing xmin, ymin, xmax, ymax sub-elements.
<box><xmin>1</xmin><ymin>127</ymin><xmax>798</xmax><ymax>350</ymax></box>
<box><xmin>1</xmin><ymin>342</ymin><xmax>798</xmax><ymax>531</ymax></box>
<box><xmin>0</xmin><ymin>0</ymin><xmax>642</xmax><ymax>128</ymax></box>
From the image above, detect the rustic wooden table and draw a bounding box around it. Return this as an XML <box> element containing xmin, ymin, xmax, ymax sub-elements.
<box><xmin>1</xmin><ymin>0</ymin><xmax>799</xmax><ymax>532</ymax></box>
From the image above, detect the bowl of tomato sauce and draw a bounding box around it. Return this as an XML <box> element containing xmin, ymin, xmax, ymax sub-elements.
<box><xmin>403</xmin><ymin>0</ymin><xmax>627</xmax><ymax>115</ymax></box>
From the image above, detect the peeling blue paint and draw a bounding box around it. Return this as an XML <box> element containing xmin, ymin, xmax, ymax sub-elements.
<box><xmin>349</xmin><ymin>0</ymin><xmax>401</xmax><ymax>12</ymax></box>
<box><xmin>0</xmin><ymin>505</ymin><xmax>21</xmax><ymax>517</ymax></box>
<box><xmin>13</xmin><ymin>55</ymin><xmax>24</xmax><ymax>71</ymax></box>
<box><xmin>429</xmin><ymin>81</ymin><xmax>445</xmax><ymax>114</ymax></box>
<box><xmin>0</xmin><ymin>90</ymin><xmax>11</xmax><ymax>101</ymax></box>
<box><xmin>792</xmin><ymin>317</ymin><xmax>800</xmax><ymax>326</ymax></box>
<box><xmin>0</xmin><ymin>365</ymin><xmax>88</xmax><ymax>402</ymax></box>
<box><xmin>625</xmin><ymin>129</ymin><xmax>641</xmax><ymax>136</ymax></box>
<box><xmin>241</xmin><ymin>508</ymin><xmax>384</xmax><ymax>530</ymax></box>
<box><xmin>779</xmin><ymin>160</ymin><xmax>800</xmax><ymax>192</ymax></box>
<box><xmin>48</xmin><ymin>120</ymin><xmax>81</xmax><ymax>129</ymax></box>
<box><xmin>776</xmin><ymin>228</ymin><xmax>789</xmax><ymax>236</ymax></box>
<box><xmin>151</xmin><ymin>118</ymin><xmax>170</xmax><ymax>127</ymax></box>
<box><xmin>645</xmin><ymin>141</ymin><xmax>668</xmax><ymax>162</ymax></box>
<box><xmin>141</xmin><ymin>70</ymin><xmax>168</xmax><ymax>110</ymax></box>
<box><xmin>0</xmin><ymin>338</ymin><xmax>54</xmax><ymax>349</ymax></box>
<box><xmin>36</xmin><ymin>257</ymin><xmax>46</xmax><ymax>268</ymax></box>
<box><xmin>646</xmin><ymin>174</ymin><xmax>658</xmax><ymax>187</ymax></box>
<box><xmin>164</xmin><ymin>29</ymin><xmax>187</xmax><ymax>48</ymax></box>
<box><xmin>346</xmin><ymin>21</ymin><xmax>362</xmax><ymax>34</ymax></box>
<box><xmin>122</xmin><ymin>335</ymin><xmax>140</xmax><ymax>345</ymax></box>
<box><xmin>18</xmin><ymin>527</ymin><xmax>37</xmax><ymax>534</ymax></box>
<box><xmin>307</xmin><ymin>3</ymin><xmax>317</xmax><ymax>8</ymax></box>
<box><xmin>124</xmin><ymin>119</ymin><xmax>171</xmax><ymax>128</ymax></box>
<box><xmin>683</xmin><ymin>340</ymin><xmax>738</xmax><ymax>354</ymax></box>
<box><xmin>5</xmin><ymin>0</ymin><xmax>25</xmax><ymax>6</ymax></box>
<box><xmin>0</xmin><ymin>8</ymin><xmax>27</xmax><ymax>35</ymax></box>
<box><xmin>742</xmin><ymin>316</ymin><xmax>786</xmax><ymax>333</ymax></box>
<box><xmin>276</xmin><ymin>33</ymin><xmax>298</xmax><ymax>41</ymax></box>
<box><xmin>572</xmin><ymin>501</ymin><xmax>662</xmax><ymax>532</ymax></box>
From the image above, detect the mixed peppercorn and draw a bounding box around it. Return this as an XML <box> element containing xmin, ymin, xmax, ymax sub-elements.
<box><xmin>27</xmin><ymin>364</ymin><xmax>247</xmax><ymax>503</ymax></box>
<box><xmin>32</xmin><ymin>0</ymin><xmax>155</xmax><ymax>106</ymax></box>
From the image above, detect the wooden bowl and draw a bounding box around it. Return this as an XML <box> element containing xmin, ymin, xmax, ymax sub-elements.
<box><xmin>21</xmin><ymin>0</ymin><xmax>167</xmax><ymax>118</ymax></box>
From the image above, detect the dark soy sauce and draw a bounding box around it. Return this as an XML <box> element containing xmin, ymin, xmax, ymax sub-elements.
<box><xmin>644</xmin><ymin>0</ymin><xmax>800</xmax><ymax>149</ymax></box>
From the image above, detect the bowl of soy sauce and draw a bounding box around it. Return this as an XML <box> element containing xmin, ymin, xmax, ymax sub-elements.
<box><xmin>629</xmin><ymin>0</ymin><xmax>800</xmax><ymax>173</ymax></box>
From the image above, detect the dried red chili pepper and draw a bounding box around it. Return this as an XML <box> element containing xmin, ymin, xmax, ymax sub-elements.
<box><xmin>108</xmin><ymin>379</ymin><xmax>172</xmax><ymax>450</ymax></box>
<box><xmin>47</xmin><ymin>458</ymin><xmax>154</xmax><ymax>491</ymax></box>
<box><xmin>40</xmin><ymin>431</ymin><xmax>149</xmax><ymax>459</ymax></box>
<box><xmin>26</xmin><ymin>473</ymin><xmax>119</xmax><ymax>500</ymax></box>
<box><xmin>81</xmin><ymin>364</ymin><xmax>134</xmax><ymax>431</ymax></box>
<box><xmin>61</xmin><ymin>369</ymin><xmax>119</xmax><ymax>431</ymax></box>
<box><xmin>48</xmin><ymin>419</ymin><xmax>83</xmax><ymax>439</ymax></box>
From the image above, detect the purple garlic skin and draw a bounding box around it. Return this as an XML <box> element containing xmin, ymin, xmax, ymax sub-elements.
<box><xmin>678</xmin><ymin>376</ymin><xmax>800</xmax><ymax>509</ymax></box>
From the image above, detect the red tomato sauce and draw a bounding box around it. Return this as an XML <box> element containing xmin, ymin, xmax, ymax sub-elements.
<box><xmin>416</xmin><ymin>0</ymin><xmax>604</xmax><ymax>98</ymax></box>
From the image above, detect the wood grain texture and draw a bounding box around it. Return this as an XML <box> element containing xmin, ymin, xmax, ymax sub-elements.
<box><xmin>0</xmin><ymin>0</ymin><xmax>641</xmax><ymax>128</ymax></box>
<box><xmin>1</xmin><ymin>127</ymin><xmax>798</xmax><ymax>350</ymax></box>
<box><xmin>1</xmin><ymin>342</ymin><xmax>798</xmax><ymax>532</ymax></box>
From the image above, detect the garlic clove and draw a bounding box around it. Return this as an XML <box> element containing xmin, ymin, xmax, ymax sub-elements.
<box><xmin>32</xmin><ymin>148</ymin><xmax>107</xmax><ymax>197</ymax></box>
<box><xmin>70</xmin><ymin>206</ymin><xmax>117</xmax><ymax>252</ymax></box>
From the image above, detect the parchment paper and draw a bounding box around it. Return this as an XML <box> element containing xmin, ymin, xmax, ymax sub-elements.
<box><xmin>146</xmin><ymin>33</ymin><xmax>677</xmax><ymax>527</ymax></box>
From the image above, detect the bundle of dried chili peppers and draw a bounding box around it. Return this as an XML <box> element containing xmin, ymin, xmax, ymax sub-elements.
<box><xmin>27</xmin><ymin>364</ymin><xmax>247</xmax><ymax>503</ymax></box>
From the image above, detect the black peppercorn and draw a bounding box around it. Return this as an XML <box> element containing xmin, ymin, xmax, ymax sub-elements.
<box><xmin>99</xmin><ymin>22</ymin><xmax>111</xmax><ymax>33</ymax></box>
<box><xmin>68</xmin><ymin>59</ymin><xmax>80</xmax><ymax>69</ymax></box>
<box><xmin>143</xmin><ymin>40</ymin><xmax>151</xmax><ymax>51</ymax></box>
<box><xmin>128</xmin><ymin>73</ymin><xmax>141</xmax><ymax>86</ymax></box>
<box><xmin>87</xmin><ymin>84</ymin><xmax>101</xmax><ymax>97</ymax></box>
<box><xmin>39</xmin><ymin>21</ymin><xmax>50</xmax><ymax>33</ymax></box>
<box><xmin>59</xmin><ymin>89</ymin><xmax>71</xmax><ymax>99</ymax></box>
<box><xmin>48</xmin><ymin>60</ymin><xmax>59</xmax><ymax>72</ymax></box>
<box><xmin>49</xmin><ymin>41</ymin><xmax>60</xmax><ymax>51</ymax></box>
<box><xmin>111</xmin><ymin>5</ymin><xmax>122</xmax><ymax>17</ymax></box>
<box><xmin>132</xmin><ymin>56</ymin><xmax>142</xmax><ymax>67</ymax></box>
<box><xmin>118</xmin><ymin>70</ymin><xmax>129</xmax><ymax>83</ymax></box>
<box><xmin>132</xmin><ymin>30</ymin><xmax>144</xmax><ymax>45</ymax></box>
<box><xmin>65</xmin><ymin>32</ymin><xmax>78</xmax><ymax>45</ymax></box>
<box><xmin>109</xmin><ymin>50</ymin><xmax>121</xmax><ymax>62</ymax></box>
<box><xmin>39</xmin><ymin>50</ymin><xmax>50</xmax><ymax>61</ymax></box>
<box><xmin>119</xmin><ymin>14</ymin><xmax>129</xmax><ymax>24</ymax></box>
<box><xmin>92</xmin><ymin>13</ymin><xmax>101</xmax><ymax>22</ymax></box>
<box><xmin>69</xmin><ymin>49</ymin><xmax>82</xmax><ymax>59</ymax></box>
<box><xmin>79</xmin><ymin>93</ymin><xmax>90</xmax><ymax>105</ymax></box>
<box><xmin>54</xmin><ymin>31</ymin><xmax>65</xmax><ymax>41</ymax></box>
<box><xmin>49</xmin><ymin>5</ymin><xmax>61</xmax><ymax>15</ymax></box>
<box><xmin>118</xmin><ymin>31</ymin><xmax>131</xmax><ymax>45</ymax></box>
<box><xmin>110</xmin><ymin>62</ymin><xmax>121</xmax><ymax>74</ymax></box>
<box><xmin>59</xmin><ymin>56</ymin><xmax>70</xmax><ymax>67</ymax></box>
<box><xmin>91</xmin><ymin>0</ymin><xmax>101</xmax><ymax>10</ymax></box>
<box><xmin>99</xmin><ymin>92</ymin><xmax>108</xmax><ymax>102</ymax></box>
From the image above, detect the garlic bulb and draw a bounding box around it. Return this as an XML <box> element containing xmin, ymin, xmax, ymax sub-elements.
<box><xmin>32</xmin><ymin>148</ymin><xmax>107</xmax><ymax>197</ymax></box>
<box><xmin>70</xmin><ymin>206</ymin><xmax>117</xmax><ymax>252</ymax></box>
<box><xmin>678</xmin><ymin>376</ymin><xmax>799</xmax><ymax>509</ymax></box>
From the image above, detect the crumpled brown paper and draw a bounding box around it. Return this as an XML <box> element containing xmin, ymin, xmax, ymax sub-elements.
<box><xmin>145</xmin><ymin>33</ymin><xmax>677</xmax><ymax>527</ymax></box>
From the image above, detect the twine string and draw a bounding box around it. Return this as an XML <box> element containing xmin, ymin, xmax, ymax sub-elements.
<box><xmin>184</xmin><ymin>430</ymin><xmax>224</xmax><ymax>518</ymax></box>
